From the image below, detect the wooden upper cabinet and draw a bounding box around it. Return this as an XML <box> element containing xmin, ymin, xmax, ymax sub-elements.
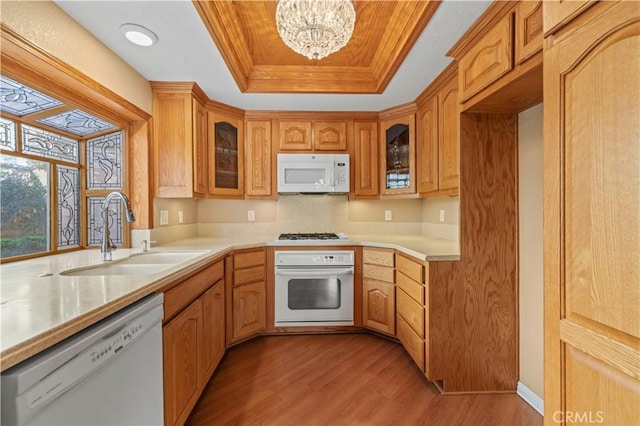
<box><xmin>353</xmin><ymin>121</ymin><xmax>379</xmax><ymax>198</ymax></box>
<box><xmin>245</xmin><ymin>120</ymin><xmax>273</xmax><ymax>198</ymax></box>
<box><xmin>209</xmin><ymin>110</ymin><xmax>244</xmax><ymax>198</ymax></box>
<box><xmin>544</xmin><ymin>2</ymin><xmax>639</xmax><ymax>423</ymax></box>
<box><xmin>380</xmin><ymin>113</ymin><xmax>416</xmax><ymax>195</ymax></box>
<box><xmin>416</xmin><ymin>96</ymin><xmax>438</xmax><ymax>194</ymax></box>
<box><xmin>313</xmin><ymin>121</ymin><xmax>347</xmax><ymax>151</ymax></box>
<box><xmin>151</xmin><ymin>83</ymin><xmax>208</xmax><ymax>199</ymax></box>
<box><xmin>543</xmin><ymin>0</ymin><xmax>596</xmax><ymax>36</ymax></box>
<box><xmin>515</xmin><ymin>1</ymin><xmax>543</xmax><ymax>65</ymax></box>
<box><xmin>437</xmin><ymin>77</ymin><xmax>459</xmax><ymax>191</ymax></box>
<box><xmin>279</xmin><ymin>121</ymin><xmax>312</xmax><ymax>151</ymax></box>
<box><xmin>278</xmin><ymin>119</ymin><xmax>348</xmax><ymax>152</ymax></box>
<box><xmin>416</xmin><ymin>63</ymin><xmax>458</xmax><ymax>195</ymax></box>
<box><xmin>458</xmin><ymin>12</ymin><xmax>513</xmax><ymax>102</ymax></box>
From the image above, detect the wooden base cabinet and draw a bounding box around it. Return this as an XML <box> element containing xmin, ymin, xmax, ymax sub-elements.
<box><xmin>228</xmin><ymin>248</ymin><xmax>267</xmax><ymax>344</ymax></box>
<box><xmin>395</xmin><ymin>254</ymin><xmax>427</xmax><ymax>374</ymax></box>
<box><xmin>362</xmin><ymin>248</ymin><xmax>395</xmax><ymax>336</ymax></box>
<box><xmin>162</xmin><ymin>261</ymin><xmax>225</xmax><ymax>426</ymax></box>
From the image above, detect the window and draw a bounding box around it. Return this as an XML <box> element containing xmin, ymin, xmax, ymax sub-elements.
<box><xmin>0</xmin><ymin>76</ymin><xmax>127</xmax><ymax>261</ymax></box>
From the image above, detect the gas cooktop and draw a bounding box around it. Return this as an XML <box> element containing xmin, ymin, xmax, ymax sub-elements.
<box><xmin>278</xmin><ymin>233</ymin><xmax>341</xmax><ymax>241</ymax></box>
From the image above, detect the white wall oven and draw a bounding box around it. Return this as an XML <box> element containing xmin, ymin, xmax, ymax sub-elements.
<box><xmin>274</xmin><ymin>250</ymin><xmax>354</xmax><ymax>327</ymax></box>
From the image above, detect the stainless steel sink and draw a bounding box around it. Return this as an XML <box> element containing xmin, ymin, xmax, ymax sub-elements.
<box><xmin>60</xmin><ymin>250</ymin><xmax>210</xmax><ymax>277</ymax></box>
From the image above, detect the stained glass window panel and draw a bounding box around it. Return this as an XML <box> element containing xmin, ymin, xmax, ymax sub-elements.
<box><xmin>0</xmin><ymin>117</ymin><xmax>16</xmax><ymax>151</ymax></box>
<box><xmin>0</xmin><ymin>75</ymin><xmax>62</xmax><ymax>116</ymax></box>
<box><xmin>0</xmin><ymin>154</ymin><xmax>51</xmax><ymax>258</ymax></box>
<box><xmin>57</xmin><ymin>166</ymin><xmax>80</xmax><ymax>249</ymax></box>
<box><xmin>88</xmin><ymin>197</ymin><xmax>123</xmax><ymax>247</ymax></box>
<box><xmin>37</xmin><ymin>109</ymin><xmax>115</xmax><ymax>136</ymax></box>
<box><xmin>87</xmin><ymin>132</ymin><xmax>122</xmax><ymax>189</ymax></box>
<box><xmin>22</xmin><ymin>124</ymin><xmax>79</xmax><ymax>163</ymax></box>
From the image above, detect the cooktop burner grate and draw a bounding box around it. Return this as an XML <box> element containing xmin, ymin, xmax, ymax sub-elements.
<box><xmin>278</xmin><ymin>233</ymin><xmax>340</xmax><ymax>241</ymax></box>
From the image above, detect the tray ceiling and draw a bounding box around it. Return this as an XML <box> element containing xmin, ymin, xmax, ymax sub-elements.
<box><xmin>193</xmin><ymin>1</ymin><xmax>441</xmax><ymax>94</ymax></box>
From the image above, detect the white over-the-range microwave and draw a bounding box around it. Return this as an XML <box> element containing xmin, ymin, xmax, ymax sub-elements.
<box><xmin>277</xmin><ymin>153</ymin><xmax>350</xmax><ymax>194</ymax></box>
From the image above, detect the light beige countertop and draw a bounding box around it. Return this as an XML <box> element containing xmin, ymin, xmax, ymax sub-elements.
<box><xmin>0</xmin><ymin>234</ymin><xmax>458</xmax><ymax>371</ymax></box>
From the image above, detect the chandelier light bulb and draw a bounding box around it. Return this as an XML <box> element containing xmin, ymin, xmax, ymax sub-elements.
<box><xmin>276</xmin><ymin>0</ymin><xmax>356</xmax><ymax>60</ymax></box>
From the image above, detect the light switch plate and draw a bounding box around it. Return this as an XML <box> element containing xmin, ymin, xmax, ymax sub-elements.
<box><xmin>439</xmin><ymin>209</ymin><xmax>445</xmax><ymax>223</ymax></box>
<box><xmin>160</xmin><ymin>210</ymin><xmax>169</xmax><ymax>225</ymax></box>
<box><xmin>384</xmin><ymin>210</ymin><xmax>392</xmax><ymax>221</ymax></box>
<box><xmin>178</xmin><ymin>211</ymin><xmax>184</xmax><ymax>224</ymax></box>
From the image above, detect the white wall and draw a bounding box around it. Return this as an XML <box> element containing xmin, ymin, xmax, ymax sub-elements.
<box><xmin>1</xmin><ymin>1</ymin><xmax>152</xmax><ymax>113</ymax></box>
<box><xmin>518</xmin><ymin>104</ymin><xmax>544</xmax><ymax>403</ymax></box>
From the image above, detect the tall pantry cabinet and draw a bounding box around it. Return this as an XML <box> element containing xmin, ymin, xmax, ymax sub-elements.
<box><xmin>543</xmin><ymin>1</ymin><xmax>640</xmax><ymax>424</ymax></box>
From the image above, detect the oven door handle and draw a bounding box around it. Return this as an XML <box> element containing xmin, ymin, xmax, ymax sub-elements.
<box><xmin>275</xmin><ymin>267</ymin><xmax>354</xmax><ymax>277</ymax></box>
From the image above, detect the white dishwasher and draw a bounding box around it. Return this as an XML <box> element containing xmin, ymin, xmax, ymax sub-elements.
<box><xmin>1</xmin><ymin>293</ymin><xmax>164</xmax><ymax>426</ymax></box>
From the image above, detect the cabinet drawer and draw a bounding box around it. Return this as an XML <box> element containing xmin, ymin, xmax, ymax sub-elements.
<box><xmin>397</xmin><ymin>288</ymin><xmax>425</xmax><ymax>338</ymax></box>
<box><xmin>164</xmin><ymin>260</ymin><xmax>223</xmax><ymax>322</ymax></box>
<box><xmin>234</xmin><ymin>249</ymin><xmax>265</xmax><ymax>269</ymax></box>
<box><xmin>459</xmin><ymin>12</ymin><xmax>513</xmax><ymax>101</ymax></box>
<box><xmin>363</xmin><ymin>248</ymin><xmax>395</xmax><ymax>267</ymax></box>
<box><xmin>363</xmin><ymin>264</ymin><xmax>394</xmax><ymax>284</ymax></box>
<box><xmin>396</xmin><ymin>272</ymin><xmax>424</xmax><ymax>305</ymax></box>
<box><xmin>397</xmin><ymin>314</ymin><xmax>425</xmax><ymax>372</ymax></box>
<box><xmin>396</xmin><ymin>255</ymin><xmax>423</xmax><ymax>284</ymax></box>
<box><xmin>234</xmin><ymin>265</ymin><xmax>265</xmax><ymax>286</ymax></box>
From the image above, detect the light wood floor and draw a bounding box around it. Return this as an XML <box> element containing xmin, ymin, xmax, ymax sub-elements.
<box><xmin>187</xmin><ymin>334</ymin><xmax>542</xmax><ymax>426</ymax></box>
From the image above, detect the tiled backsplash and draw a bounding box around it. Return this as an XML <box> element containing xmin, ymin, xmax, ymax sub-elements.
<box><xmin>143</xmin><ymin>194</ymin><xmax>459</xmax><ymax>244</ymax></box>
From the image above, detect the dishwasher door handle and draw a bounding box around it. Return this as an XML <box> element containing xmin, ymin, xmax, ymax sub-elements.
<box><xmin>275</xmin><ymin>267</ymin><xmax>354</xmax><ymax>277</ymax></box>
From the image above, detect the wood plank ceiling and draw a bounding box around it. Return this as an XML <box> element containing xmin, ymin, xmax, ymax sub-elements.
<box><xmin>193</xmin><ymin>1</ymin><xmax>441</xmax><ymax>94</ymax></box>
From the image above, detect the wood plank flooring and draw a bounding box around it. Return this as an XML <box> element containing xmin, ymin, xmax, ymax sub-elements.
<box><xmin>187</xmin><ymin>334</ymin><xmax>542</xmax><ymax>426</ymax></box>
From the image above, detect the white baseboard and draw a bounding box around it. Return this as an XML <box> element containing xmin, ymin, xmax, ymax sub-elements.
<box><xmin>517</xmin><ymin>381</ymin><xmax>544</xmax><ymax>415</ymax></box>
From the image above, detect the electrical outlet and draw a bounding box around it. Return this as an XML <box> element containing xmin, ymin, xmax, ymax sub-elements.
<box><xmin>178</xmin><ymin>211</ymin><xmax>184</xmax><ymax>224</ymax></box>
<box><xmin>248</xmin><ymin>210</ymin><xmax>255</xmax><ymax>222</ymax></box>
<box><xmin>160</xmin><ymin>210</ymin><xmax>169</xmax><ymax>225</ymax></box>
<box><xmin>439</xmin><ymin>209</ymin><xmax>445</xmax><ymax>223</ymax></box>
<box><xmin>384</xmin><ymin>210</ymin><xmax>392</xmax><ymax>221</ymax></box>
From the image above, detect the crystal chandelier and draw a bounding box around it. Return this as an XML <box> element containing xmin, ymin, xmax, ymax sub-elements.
<box><xmin>275</xmin><ymin>0</ymin><xmax>356</xmax><ymax>60</ymax></box>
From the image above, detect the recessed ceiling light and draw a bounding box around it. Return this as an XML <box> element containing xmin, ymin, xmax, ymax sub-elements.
<box><xmin>119</xmin><ymin>23</ymin><xmax>158</xmax><ymax>47</ymax></box>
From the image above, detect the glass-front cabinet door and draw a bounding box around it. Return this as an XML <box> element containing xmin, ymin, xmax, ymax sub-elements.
<box><xmin>380</xmin><ymin>114</ymin><xmax>416</xmax><ymax>195</ymax></box>
<box><xmin>208</xmin><ymin>110</ymin><xmax>244</xmax><ymax>197</ymax></box>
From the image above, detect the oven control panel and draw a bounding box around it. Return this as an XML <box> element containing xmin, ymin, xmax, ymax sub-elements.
<box><xmin>275</xmin><ymin>251</ymin><xmax>355</xmax><ymax>267</ymax></box>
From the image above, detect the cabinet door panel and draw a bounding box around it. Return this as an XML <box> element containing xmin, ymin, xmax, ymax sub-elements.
<box><xmin>279</xmin><ymin>121</ymin><xmax>312</xmax><ymax>151</ymax></box>
<box><xmin>200</xmin><ymin>281</ymin><xmax>225</xmax><ymax>385</ymax></box>
<box><xmin>313</xmin><ymin>121</ymin><xmax>347</xmax><ymax>151</ymax></box>
<box><xmin>438</xmin><ymin>77</ymin><xmax>459</xmax><ymax>191</ymax></box>
<box><xmin>233</xmin><ymin>281</ymin><xmax>266</xmax><ymax>341</ymax></box>
<box><xmin>380</xmin><ymin>114</ymin><xmax>416</xmax><ymax>195</ymax></box>
<box><xmin>544</xmin><ymin>2</ymin><xmax>640</xmax><ymax>421</ymax></box>
<box><xmin>163</xmin><ymin>300</ymin><xmax>201</xmax><ymax>426</ymax></box>
<box><xmin>246</xmin><ymin>120</ymin><xmax>273</xmax><ymax>197</ymax></box>
<box><xmin>209</xmin><ymin>111</ymin><xmax>244</xmax><ymax>197</ymax></box>
<box><xmin>354</xmin><ymin>121</ymin><xmax>379</xmax><ymax>197</ymax></box>
<box><xmin>458</xmin><ymin>13</ymin><xmax>512</xmax><ymax>101</ymax></box>
<box><xmin>417</xmin><ymin>96</ymin><xmax>439</xmax><ymax>194</ymax></box>
<box><xmin>515</xmin><ymin>1</ymin><xmax>543</xmax><ymax>65</ymax></box>
<box><xmin>363</xmin><ymin>279</ymin><xmax>395</xmax><ymax>335</ymax></box>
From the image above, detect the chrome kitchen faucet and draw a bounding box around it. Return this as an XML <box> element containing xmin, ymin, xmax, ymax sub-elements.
<box><xmin>101</xmin><ymin>191</ymin><xmax>135</xmax><ymax>261</ymax></box>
